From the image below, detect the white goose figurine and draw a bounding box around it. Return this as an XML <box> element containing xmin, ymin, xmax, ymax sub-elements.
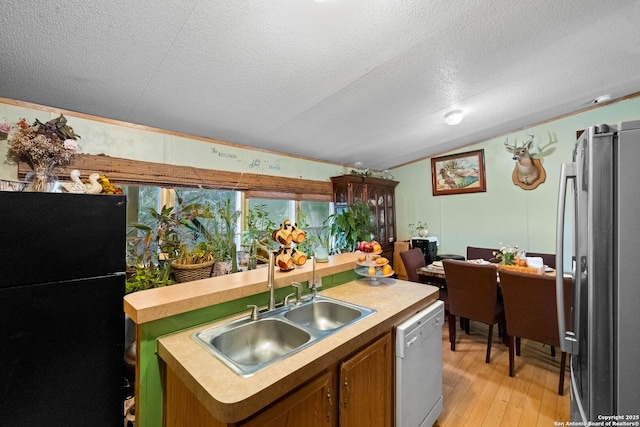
<box><xmin>84</xmin><ymin>173</ymin><xmax>103</xmax><ymax>194</ymax></box>
<box><xmin>60</xmin><ymin>169</ymin><xmax>86</xmax><ymax>193</ymax></box>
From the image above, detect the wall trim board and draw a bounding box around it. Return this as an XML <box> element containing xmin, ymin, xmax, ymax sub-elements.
<box><xmin>18</xmin><ymin>153</ymin><xmax>333</xmax><ymax>199</ymax></box>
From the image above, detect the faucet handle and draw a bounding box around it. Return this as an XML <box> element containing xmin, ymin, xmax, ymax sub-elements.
<box><xmin>284</xmin><ymin>292</ymin><xmax>296</xmax><ymax>306</ymax></box>
<box><xmin>247</xmin><ymin>304</ymin><xmax>259</xmax><ymax>321</ymax></box>
<box><xmin>291</xmin><ymin>282</ymin><xmax>304</xmax><ymax>305</ymax></box>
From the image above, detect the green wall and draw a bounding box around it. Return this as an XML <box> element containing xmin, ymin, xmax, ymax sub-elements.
<box><xmin>0</xmin><ymin>99</ymin><xmax>348</xmax><ymax>182</ymax></box>
<box><xmin>4</xmin><ymin>95</ymin><xmax>639</xmax><ymax>262</ymax></box>
<box><xmin>391</xmin><ymin>96</ymin><xmax>640</xmax><ymax>263</ymax></box>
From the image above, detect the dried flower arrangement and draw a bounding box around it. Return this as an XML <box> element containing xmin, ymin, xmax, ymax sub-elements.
<box><xmin>5</xmin><ymin>114</ymin><xmax>81</xmax><ymax>191</ymax></box>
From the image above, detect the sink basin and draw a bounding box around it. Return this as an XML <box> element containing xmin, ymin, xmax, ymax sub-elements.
<box><xmin>193</xmin><ymin>296</ymin><xmax>375</xmax><ymax>376</ymax></box>
<box><xmin>284</xmin><ymin>299</ymin><xmax>363</xmax><ymax>331</ymax></box>
<box><xmin>195</xmin><ymin>318</ymin><xmax>311</xmax><ymax>376</ymax></box>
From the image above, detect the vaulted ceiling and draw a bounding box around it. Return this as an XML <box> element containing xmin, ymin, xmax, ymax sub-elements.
<box><xmin>2</xmin><ymin>0</ymin><xmax>639</xmax><ymax>170</ymax></box>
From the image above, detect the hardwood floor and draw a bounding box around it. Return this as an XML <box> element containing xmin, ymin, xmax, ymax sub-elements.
<box><xmin>434</xmin><ymin>318</ymin><xmax>570</xmax><ymax>427</ymax></box>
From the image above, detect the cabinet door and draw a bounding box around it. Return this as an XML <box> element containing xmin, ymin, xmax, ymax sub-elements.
<box><xmin>339</xmin><ymin>332</ymin><xmax>392</xmax><ymax>427</ymax></box>
<box><xmin>384</xmin><ymin>189</ymin><xmax>395</xmax><ymax>244</ymax></box>
<box><xmin>240</xmin><ymin>370</ymin><xmax>336</xmax><ymax>427</ymax></box>
<box><xmin>351</xmin><ymin>181</ymin><xmax>366</xmax><ymax>204</ymax></box>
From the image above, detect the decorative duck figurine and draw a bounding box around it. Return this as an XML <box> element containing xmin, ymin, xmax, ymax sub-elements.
<box><xmin>84</xmin><ymin>173</ymin><xmax>103</xmax><ymax>194</ymax></box>
<box><xmin>59</xmin><ymin>169</ymin><xmax>86</xmax><ymax>193</ymax></box>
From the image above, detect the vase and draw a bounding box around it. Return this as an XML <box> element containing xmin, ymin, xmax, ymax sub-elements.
<box><xmin>314</xmin><ymin>247</ymin><xmax>329</xmax><ymax>262</ymax></box>
<box><xmin>213</xmin><ymin>260</ymin><xmax>232</xmax><ymax>276</ymax></box>
<box><xmin>418</xmin><ymin>228</ymin><xmax>429</xmax><ymax>237</ymax></box>
<box><xmin>26</xmin><ymin>163</ymin><xmax>56</xmax><ymax>192</ymax></box>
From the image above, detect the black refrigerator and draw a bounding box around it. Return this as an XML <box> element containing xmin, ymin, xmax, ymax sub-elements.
<box><xmin>0</xmin><ymin>192</ymin><xmax>126</xmax><ymax>426</ymax></box>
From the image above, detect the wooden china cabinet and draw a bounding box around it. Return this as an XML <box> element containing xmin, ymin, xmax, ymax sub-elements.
<box><xmin>330</xmin><ymin>175</ymin><xmax>399</xmax><ymax>261</ymax></box>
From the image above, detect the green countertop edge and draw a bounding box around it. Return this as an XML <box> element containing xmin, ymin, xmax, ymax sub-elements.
<box><xmin>136</xmin><ymin>269</ymin><xmax>359</xmax><ymax>427</ymax></box>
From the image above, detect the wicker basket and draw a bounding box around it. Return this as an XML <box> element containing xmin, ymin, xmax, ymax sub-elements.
<box><xmin>171</xmin><ymin>259</ymin><xmax>215</xmax><ymax>283</ymax></box>
<box><xmin>498</xmin><ymin>263</ymin><xmax>544</xmax><ymax>275</ymax></box>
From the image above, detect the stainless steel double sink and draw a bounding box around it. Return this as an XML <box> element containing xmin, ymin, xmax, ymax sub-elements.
<box><xmin>192</xmin><ymin>295</ymin><xmax>376</xmax><ymax>376</ymax></box>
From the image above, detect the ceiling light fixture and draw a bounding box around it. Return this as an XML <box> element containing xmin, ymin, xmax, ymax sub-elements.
<box><xmin>444</xmin><ymin>110</ymin><xmax>464</xmax><ymax>126</ymax></box>
<box><xmin>592</xmin><ymin>94</ymin><xmax>612</xmax><ymax>104</ymax></box>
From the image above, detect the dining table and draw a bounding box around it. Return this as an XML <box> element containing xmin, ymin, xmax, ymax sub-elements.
<box><xmin>417</xmin><ymin>260</ymin><xmax>562</xmax><ymax>284</ymax></box>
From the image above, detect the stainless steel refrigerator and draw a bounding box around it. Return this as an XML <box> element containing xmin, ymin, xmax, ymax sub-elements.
<box><xmin>556</xmin><ymin>120</ymin><xmax>640</xmax><ymax>422</ymax></box>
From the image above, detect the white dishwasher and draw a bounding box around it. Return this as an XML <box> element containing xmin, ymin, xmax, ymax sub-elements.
<box><xmin>396</xmin><ymin>300</ymin><xmax>444</xmax><ymax>427</ymax></box>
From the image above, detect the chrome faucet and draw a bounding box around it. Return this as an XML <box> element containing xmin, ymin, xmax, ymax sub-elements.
<box><xmin>310</xmin><ymin>257</ymin><xmax>322</xmax><ymax>300</ymax></box>
<box><xmin>267</xmin><ymin>251</ymin><xmax>276</xmax><ymax>311</ymax></box>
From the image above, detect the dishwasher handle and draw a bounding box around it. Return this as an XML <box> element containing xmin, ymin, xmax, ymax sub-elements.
<box><xmin>396</xmin><ymin>301</ymin><xmax>444</xmax><ymax>358</ymax></box>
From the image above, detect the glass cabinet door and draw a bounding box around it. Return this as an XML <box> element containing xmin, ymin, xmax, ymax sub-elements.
<box><xmin>331</xmin><ymin>175</ymin><xmax>397</xmax><ymax>257</ymax></box>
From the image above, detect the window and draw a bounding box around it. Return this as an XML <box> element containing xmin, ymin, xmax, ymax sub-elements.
<box><xmin>125</xmin><ymin>187</ymin><xmax>332</xmax><ymax>268</ymax></box>
<box><xmin>248</xmin><ymin>199</ymin><xmax>332</xmax><ymax>230</ymax></box>
<box><xmin>125</xmin><ymin>185</ymin><xmax>241</xmax><ymax>239</ymax></box>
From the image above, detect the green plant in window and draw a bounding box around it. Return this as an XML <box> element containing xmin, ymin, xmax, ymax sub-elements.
<box><xmin>126</xmin><ymin>196</ymin><xmax>211</xmax><ymax>290</ymax></box>
<box><xmin>183</xmin><ymin>197</ymin><xmax>241</xmax><ymax>273</ymax></box>
<box><xmin>242</xmin><ymin>203</ymin><xmax>276</xmax><ymax>270</ymax></box>
<box><xmin>294</xmin><ymin>209</ymin><xmax>315</xmax><ymax>255</ymax></box>
<box><xmin>125</xmin><ymin>263</ymin><xmax>174</xmax><ymax>294</ymax></box>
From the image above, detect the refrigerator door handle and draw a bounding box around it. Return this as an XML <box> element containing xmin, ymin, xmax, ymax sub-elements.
<box><xmin>556</xmin><ymin>161</ymin><xmax>577</xmax><ymax>354</ymax></box>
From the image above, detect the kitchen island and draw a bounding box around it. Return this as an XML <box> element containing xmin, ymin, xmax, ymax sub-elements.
<box><xmin>124</xmin><ymin>253</ymin><xmax>439</xmax><ymax>426</ymax></box>
<box><xmin>157</xmin><ymin>278</ymin><xmax>439</xmax><ymax>425</ymax></box>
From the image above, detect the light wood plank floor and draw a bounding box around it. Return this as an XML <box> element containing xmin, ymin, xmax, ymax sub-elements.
<box><xmin>433</xmin><ymin>318</ymin><xmax>570</xmax><ymax>427</ymax></box>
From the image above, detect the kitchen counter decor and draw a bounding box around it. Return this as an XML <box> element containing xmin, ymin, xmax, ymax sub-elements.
<box><xmin>272</xmin><ymin>219</ymin><xmax>307</xmax><ymax>271</ymax></box>
<box><xmin>5</xmin><ymin>115</ymin><xmax>81</xmax><ymax>192</ymax></box>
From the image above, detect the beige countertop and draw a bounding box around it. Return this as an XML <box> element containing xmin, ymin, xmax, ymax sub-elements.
<box><xmin>157</xmin><ymin>278</ymin><xmax>439</xmax><ymax>423</ymax></box>
<box><xmin>124</xmin><ymin>253</ymin><xmax>361</xmax><ymax>324</ymax></box>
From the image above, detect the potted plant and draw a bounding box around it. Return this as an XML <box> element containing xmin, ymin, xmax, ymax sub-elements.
<box><xmin>157</xmin><ymin>196</ymin><xmax>240</xmax><ymax>278</ymax></box>
<box><xmin>241</xmin><ymin>203</ymin><xmax>276</xmax><ymax>270</ymax></box>
<box><xmin>324</xmin><ymin>199</ymin><xmax>375</xmax><ymax>253</ymax></box>
<box><xmin>125</xmin><ymin>220</ymin><xmax>175</xmax><ymax>293</ymax></box>
<box><xmin>207</xmin><ymin>198</ymin><xmax>242</xmax><ymax>275</ymax></box>
<box><xmin>409</xmin><ymin>221</ymin><xmax>429</xmax><ymax>237</ymax></box>
<box><xmin>127</xmin><ymin>196</ymin><xmax>215</xmax><ymax>285</ymax></box>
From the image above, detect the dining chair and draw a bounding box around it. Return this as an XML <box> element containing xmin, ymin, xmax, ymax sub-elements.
<box><xmin>399</xmin><ymin>248</ymin><xmax>427</xmax><ymax>283</ymax></box>
<box><xmin>466</xmin><ymin>246</ymin><xmax>500</xmax><ymax>263</ymax></box>
<box><xmin>498</xmin><ymin>269</ymin><xmax>571</xmax><ymax>395</ymax></box>
<box><xmin>442</xmin><ymin>259</ymin><xmax>505</xmax><ymax>363</ymax></box>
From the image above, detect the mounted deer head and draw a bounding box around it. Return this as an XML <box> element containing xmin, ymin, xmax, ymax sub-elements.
<box><xmin>504</xmin><ymin>137</ymin><xmax>546</xmax><ymax>189</ymax></box>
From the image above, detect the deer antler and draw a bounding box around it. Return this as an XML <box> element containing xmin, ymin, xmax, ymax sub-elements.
<box><xmin>504</xmin><ymin>138</ymin><xmax>517</xmax><ymax>152</ymax></box>
<box><xmin>535</xmin><ymin>131</ymin><xmax>558</xmax><ymax>157</ymax></box>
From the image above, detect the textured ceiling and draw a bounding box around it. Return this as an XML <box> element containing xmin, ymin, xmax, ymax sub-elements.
<box><xmin>1</xmin><ymin>0</ymin><xmax>640</xmax><ymax>170</ymax></box>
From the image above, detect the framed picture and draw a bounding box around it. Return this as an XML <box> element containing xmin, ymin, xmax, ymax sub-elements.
<box><xmin>431</xmin><ymin>149</ymin><xmax>486</xmax><ymax>196</ymax></box>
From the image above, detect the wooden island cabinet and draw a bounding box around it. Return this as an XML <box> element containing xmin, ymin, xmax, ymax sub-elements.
<box><xmin>337</xmin><ymin>332</ymin><xmax>392</xmax><ymax>426</ymax></box>
<box><xmin>151</xmin><ymin>262</ymin><xmax>438</xmax><ymax>427</ymax></box>
<box><xmin>330</xmin><ymin>175</ymin><xmax>399</xmax><ymax>262</ymax></box>
<box><xmin>162</xmin><ymin>331</ymin><xmax>392</xmax><ymax>427</ymax></box>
